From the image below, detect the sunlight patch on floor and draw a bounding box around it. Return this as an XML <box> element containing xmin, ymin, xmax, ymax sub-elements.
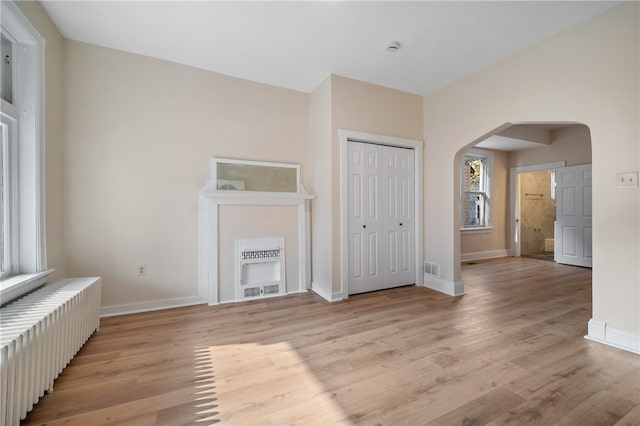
<box><xmin>194</xmin><ymin>342</ymin><xmax>351</xmax><ymax>425</ymax></box>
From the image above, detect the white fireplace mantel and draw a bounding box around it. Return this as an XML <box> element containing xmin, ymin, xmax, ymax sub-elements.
<box><xmin>198</xmin><ymin>181</ymin><xmax>315</xmax><ymax>305</ymax></box>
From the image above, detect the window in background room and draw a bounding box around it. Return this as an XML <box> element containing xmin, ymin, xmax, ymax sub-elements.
<box><xmin>461</xmin><ymin>149</ymin><xmax>492</xmax><ymax>229</ymax></box>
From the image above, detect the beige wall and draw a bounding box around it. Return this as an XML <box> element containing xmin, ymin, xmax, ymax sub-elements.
<box><xmin>510</xmin><ymin>124</ymin><xmax>592</xmax><ymax>168</ymax></box>
<box><xmin>331</xmin><ymin>75</ymin><xmax>424</xmax><ymax>142</ymax></box>
<box><xmin>460</xmin><ymin>149</ymin><xmax>509</xmax><ymax>255</ymax></box>
<box><xmin>64</xmin><ymin>41</ymin><xmax>309</xmax><ymax>308</ymax></box>
<box><xmin>16</xmin><ymin>1</ymin><xmax>66</xmax><ymax>281</ymax></box>
<box><xmin>424</xmin><ymin>3</ymin><xmax>639</xmax><ymax>335</ymax></box>
<box><xmin>308</xmin><ymin>75</ymin><xmax>423</xmax><ymax>297</ymax></box>
<box><xmin>308</xmin><ymin>77</ymin><xmax>332</xmax><ymax>295</ymax></box>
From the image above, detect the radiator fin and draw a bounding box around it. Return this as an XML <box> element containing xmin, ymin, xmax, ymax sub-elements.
<box><xmin>0</xmin><ymin>277</ymin><xmax>101</xmax><ymax>426</ymax></box>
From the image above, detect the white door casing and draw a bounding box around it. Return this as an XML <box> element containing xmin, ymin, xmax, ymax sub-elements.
<box><xmin>347</xmin><ymin>141</ymin><xmax>415</xmax><ymax>295</ymax></box>
<box><xmin>555</xmin><ymin>164</ymin><xmax>592</xmax><ymax>268</ymax></box>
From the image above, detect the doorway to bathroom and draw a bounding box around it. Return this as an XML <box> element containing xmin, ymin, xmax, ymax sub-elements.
<box><xmin>519</xmin><ymin>169</ymin><xmax>556</xmax><ymax>261</ymax></box>
<box><xmin>510</xmin><ymin>161</ymin><xmax>593</xmax><ymax>268</ymax></box>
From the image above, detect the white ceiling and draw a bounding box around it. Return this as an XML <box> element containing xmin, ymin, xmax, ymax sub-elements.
<box><xmin>41</xmin><ymin>1</ymin><xmax>618</xmax><ymax>96</ymax></box>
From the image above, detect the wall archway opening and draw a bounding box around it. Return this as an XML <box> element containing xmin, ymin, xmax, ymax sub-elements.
<box><xmin>453</xmin><ymin>121</ymin><xmax>593</xmax><ymax>288</ymax></box>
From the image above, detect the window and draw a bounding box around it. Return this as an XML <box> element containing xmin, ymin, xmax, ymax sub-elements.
<box><xmin>0</xmin><ymin>1</ymin><xmax>50</xmax><ymax>304</ymax></box>
<box><xmin>461</xmin><ymin>148</ymin><xmax>492</xmax><ymax>229</ymax></box>
<box><xmin>0</xmin><ymin>31</ymin><xmax>17</xmax><ymax>280</ymax></box>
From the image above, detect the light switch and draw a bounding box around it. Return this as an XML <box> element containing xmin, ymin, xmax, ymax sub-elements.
<box><xmin>616</xmin><ymin>171</ymin><xmax>639</xmax><ymax>188</ymax></box>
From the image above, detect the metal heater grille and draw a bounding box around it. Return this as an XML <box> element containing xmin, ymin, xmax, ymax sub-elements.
<box><xmin>236</xmin><ymin>238</ymin><xmax>286</xmax><ymax>301</ymax></box>
<box><xmin>241</xmin><ymin>249</ymin><xmax>281</xmax><ymax>260</ymax></box>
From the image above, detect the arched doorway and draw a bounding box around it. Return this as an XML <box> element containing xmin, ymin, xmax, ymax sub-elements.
<box><xmin>455</xmin><ymin>122</ymin><xmax>592</xmax><ymax>268</ymax></box>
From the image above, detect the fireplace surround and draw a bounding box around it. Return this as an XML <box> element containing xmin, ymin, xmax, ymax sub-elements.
<box><xmin>198</xmin><ymin>158</ymin><xmax>314</xmax><ymax>304</ymax></box>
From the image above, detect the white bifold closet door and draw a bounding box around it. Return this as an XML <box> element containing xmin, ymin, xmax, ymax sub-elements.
<box><xmin>348</xmin><ymin>141</ymin><xmax>415</xmax><ymax>295</ymax></box>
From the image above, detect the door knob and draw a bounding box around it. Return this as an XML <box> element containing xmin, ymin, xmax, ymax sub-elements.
<box><xmin>399</xmin><ymin>223</ymin><xmax>403</xmax><ymax>226</ymax></box>
<box><xmin>362</xmin><ymin>224</ymin><xmax>367</xmax><ymax>229</ymax></box>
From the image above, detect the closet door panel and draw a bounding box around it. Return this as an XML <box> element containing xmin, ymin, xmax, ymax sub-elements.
<box><xmin>348</xmin><ymin>142</ymin><xmax>383</xmax><ymax>294</ymax></box>
<box><xmin>382</xmin><ymin>146</ymin><xmax>415</xmax><ymax>288</ymax></box>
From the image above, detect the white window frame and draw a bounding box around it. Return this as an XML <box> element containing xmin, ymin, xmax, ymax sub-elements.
<box><xmin>460</xmin><ymin>148</ymin><xmax>493</xmax><ymax>232</ymax></box>
<box><xmin>1</xmin><ymin>115</ymin><xmax>17</xmax><ymax>280</ymax></box>
<box><xmin>0</xmin><ymin>1</ymin><xmax>52</xmax><ymax>304</ymax></box>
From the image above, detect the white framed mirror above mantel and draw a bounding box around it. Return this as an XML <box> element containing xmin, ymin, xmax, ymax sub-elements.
<box><xmin>198</xmin><ymin>158</ymin><xmax>315</xmax><ymax>305</ymax></box>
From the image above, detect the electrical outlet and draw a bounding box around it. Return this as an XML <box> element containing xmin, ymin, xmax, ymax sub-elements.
<box><xmin>616</xmin><ymin>171</ymin><xmax>638</xmax><ymax>188</ymax></box>
<box><xmin>137</xmin><ymin>265</ymin><xmax>146</xmax><ymax>276</ymax></box>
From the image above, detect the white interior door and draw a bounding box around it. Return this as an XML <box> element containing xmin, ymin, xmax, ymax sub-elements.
<box><xmin>348</xmin><ymin>141</ymin><xmax>415</xmax><ymax>295</ymax></box>
<box><xmin>555</xmin><ymin>164</ymin><xmax>592</xmax><ymax>267</ymax></box>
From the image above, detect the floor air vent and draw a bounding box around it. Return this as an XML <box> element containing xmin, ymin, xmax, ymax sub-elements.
<box><xmin>424</xmin><ymin>262</ymin><xmax>440</xmax><ymax>277</ymax></box>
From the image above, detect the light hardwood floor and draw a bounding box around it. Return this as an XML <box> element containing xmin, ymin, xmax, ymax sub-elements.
<box><xmin>23</xmin><ymin>257</ymin><xmax>640</xmax><ymax>425</ymax></box>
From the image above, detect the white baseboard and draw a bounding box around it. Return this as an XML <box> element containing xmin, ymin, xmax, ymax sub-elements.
<box><xmin>461</xmin><ymin>249</ymin><xmax>509</xmax><ymax>262</ymax></box>
<box><xmin>586</xmin><ymin>319</ymin><xmax>640</xmax><ymax>354</ymax></box>
<box><xmin>311</xmin><ymin>282</ymin><xmax>344</xmax><ymax>302</ymax></box>
<box><xmin>423</xmin><ymin>275</ymin><xmax>464</xmax><ymax>296</ymax></box>
<box><xmin>100</xmin><ymin>296</ymin><xmax>206</xmax><ymax>317</ymax></box>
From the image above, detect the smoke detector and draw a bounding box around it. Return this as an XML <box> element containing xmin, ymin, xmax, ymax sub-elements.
<box><xmin>386</xmin><ymin>40</ymin><xmax>401</xmax><ymax>53</ymax></box>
